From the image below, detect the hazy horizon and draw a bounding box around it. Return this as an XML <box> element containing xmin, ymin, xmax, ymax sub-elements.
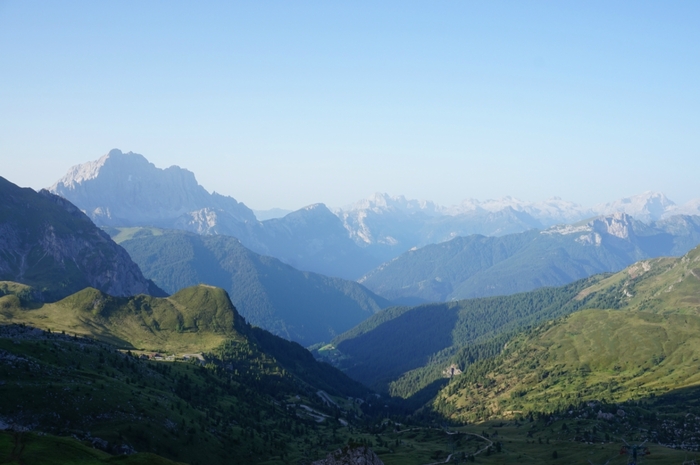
<box><xmin>2</xmin><ymin>2</ymin><xmax>699</xmax><ymax>210</ymax></box>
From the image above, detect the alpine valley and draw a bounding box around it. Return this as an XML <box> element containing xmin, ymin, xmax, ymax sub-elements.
<box><xmin>3</xmin><ymin>149</ymin><xmax>700</xmax><ymax>464</ymax></box>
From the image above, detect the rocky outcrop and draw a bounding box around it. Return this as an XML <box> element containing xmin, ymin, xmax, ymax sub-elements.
<box><xmin>49</xmin><ymin>149</ymin><xmax>257</xmax><ymax>229</ymax></box>
<box><xmin>312</xmin><ymin>445</ymin><xmax>384</xmax><ymax>465</ymax></box>
<box><xmin>0</xmin><ymin>176</ymin><xmax>164</xmax><ymax>301</ymax></box>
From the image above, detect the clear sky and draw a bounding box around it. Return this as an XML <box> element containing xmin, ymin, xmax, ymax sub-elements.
<box><xmin>1</xmin><ymin>1</ymin><xmax>699</xmax><ymax>210</ymax></box>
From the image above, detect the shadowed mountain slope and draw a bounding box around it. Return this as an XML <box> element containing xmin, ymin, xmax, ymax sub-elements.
<box><xmin>0</xmin><ymin>176</ymin><xmax>164</xmax><ymax>301</ymax></box>
<box><xmin>320</xmin><ymin>277</ymin><xmax>604</xmax><ymax>393</ymax></box>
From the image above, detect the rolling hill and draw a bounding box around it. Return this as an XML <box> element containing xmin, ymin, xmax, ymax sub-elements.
<box><xmin>0</xmin><ymin>283</ymin><xmax>374</xmax><ymax>464</ymax></box>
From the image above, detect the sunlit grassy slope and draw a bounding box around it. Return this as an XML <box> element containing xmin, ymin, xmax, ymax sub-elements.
<box><xmin>434</xmin><ymin>245</ymin><xmax>700</xmax><ymax>422</ymax></box>
<box><xmin>0</xmin><ymin>284</ymin><xmax>243</xmax><ymax>353</ymax></box>
<box><xmin>0</xmin><ymin>280</ymin><xmax>373</xmax><ymax>464</ymax></box>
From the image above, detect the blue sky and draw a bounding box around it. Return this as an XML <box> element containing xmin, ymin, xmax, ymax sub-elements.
<box><xmin>1</xmin><ymin>1</ymin><xmax>699</xmax><ymax>210</ymax></box>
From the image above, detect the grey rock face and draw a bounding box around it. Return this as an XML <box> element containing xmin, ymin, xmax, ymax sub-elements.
<box><xmin>312</xmin><ymin>445</ymin><xmax>384</xmax><ymax>465</ymax></box>
<box><xmin>0</xmin><ymin>176</ymin><xmax>164</xmax><ymax>301</ymax></box>
<box><xmin>49</xmin><ymin>149</ymin><xmax>257</xmax><ymax>228</ymax></box>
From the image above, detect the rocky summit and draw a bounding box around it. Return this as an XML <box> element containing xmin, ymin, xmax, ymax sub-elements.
<box><xmin>49</xmin><ymin>148</ymin><xmax>257</xmax><ymax>229</ymax></box>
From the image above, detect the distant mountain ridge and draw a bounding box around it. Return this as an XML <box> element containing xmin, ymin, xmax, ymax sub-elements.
<box><xmin>359</xmin><ymin>212</ymin><xmax>700</xmax><ymax>303</ymax></box>
<box><xmin>335</xmin><ymin>191</ymin><xmax>700</xmax><ymax>256</ymax></box>
<box><xmin>48</xmin><ymin>149</ymin><xmax>700</xmax><ymax>280</ymax></box>
<box><xmin>0</xmin><ymin>176</ymin><xmax>164</xmax><ymax>301</ymax></box>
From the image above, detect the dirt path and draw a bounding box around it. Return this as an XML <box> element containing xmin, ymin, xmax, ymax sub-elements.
<box><xmin>464</xmin><ymin>432</ymin><xmax>494</xmax><ymax>456</ymax></box>
<box><xmin>391</xmin><ymin>427</ymin><xmax>493</xmax><ymax>465</ymax></box>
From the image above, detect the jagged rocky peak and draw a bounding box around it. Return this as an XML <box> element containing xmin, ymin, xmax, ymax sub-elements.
<box><xmin>341</xmin><ymin>192</ymin><xmax>442</xmax><ymax>216</ymax></box>
<box><xmin>312</xmin><ymin>445</ymin><xmax>384</xmax><ymax>465</ymax></box>
<box><xmin>590</xmin><ymin>212</ymin><xmax>636</xmax><ymax>239</ymax></box>
<box><xmin>51</xmin><ymin>149</ymin><xmax>156</xmax><ymax>188</ymax></box>
<box><xmin>49</xmin><ymin>149</ymin><xmax>256</xmax><ymax>228</ymax></box>
<box><xmin>544</xmin><ymin>212</ymin><xmax>638</xmax><ymax>240</ymax></box>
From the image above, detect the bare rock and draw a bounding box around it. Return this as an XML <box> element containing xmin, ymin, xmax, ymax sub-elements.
<box><xmin>312</xmin><ymin>445</ymin><xmax>384</xmax><ymax>465</ymax></box>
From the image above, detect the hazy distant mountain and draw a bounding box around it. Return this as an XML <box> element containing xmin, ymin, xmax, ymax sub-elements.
<box><xmin>253</xmin><ymin>207</ymin><xmax>293</xmax><ymax>220</ymax></box>
<box><xmin>592</xmin><ymin>191</ymin><xmax>676</xmax><ymax>222</ymax></box>
<box><xmin>111</xmin><ymin>227</ymin><xmax>389</xmax><ymax>344</ymax></box>
<box><xmin>444</xmin><ymin>195</ymin><xmax>593</xmax><ymax>224</ymax></box>
<box><xmin>359</xmin><ymin>212</ymin><xmax>700</xmax><ymax>303</ymax></box>
<box><xmin>335</xmin><ymin>193</ymin><xmax>583</xmax><ymax>258</ymax></box>
<box><xmin>335</xmin><ymin>191</ymin><xmax>700</xmax><ymax>259</ymax></box>
<box><xmin>50</xmin><ymin>149</ymin><xmax>258</xmax><ymax>229</ymax></box>
<box><xmin>49</xmin><ymin>149</ymin><xmax>379</xmax><ymax>279</ymax></box>
<box><xmin>666</xmin><ymin>198</ymin><xmax>700</xmax><ymax>217</ymax></box>
<box><xmin>257</xmin><ymin>204</ymin><xmax>379</xmax><ymax>279</ymax></box>
<box><xmin>0</xmin><ymin>176</ymin><xmax>164</xmax><ymax>301</ymax></box>
<box><xmin>49</xmin><ymin>150</ymin><xmax>700</xmax><ymax>281</ymax></box>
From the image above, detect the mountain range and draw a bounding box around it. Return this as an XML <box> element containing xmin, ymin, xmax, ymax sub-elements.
<box><xmin>2</xmin><ymin>174</ymin><xmax>386</xmax><ymax>345</ymax></box>
<box><xmin>51</xmin><ymin>150</ymin><xmax>378</xmax><ymax>280</ymax></box>
<box><xmin>359</xmin><ymin>212</ymin><xmax>700</xmax><ymax>303</ymax></box>
<box><xmin>4</xmin><ymin>159</ymin><xmax>700</xmax><ymax>462</ymax></box>
<box><xmin>1</xmin><ymin>172</ymin><xmax>406</xmax><ymax>464</ymax></box>
<box><xmin>49</xmin><ymin>149</ymin><xmax>700</xmax><ymax>280</ymax></box>
<box><xmin>335</xmin><ymin>191</ymin><xmax>700</xmax><ymax>263</ymax></box>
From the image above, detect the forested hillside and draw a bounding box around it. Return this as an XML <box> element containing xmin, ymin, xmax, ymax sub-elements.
<box><xmin>0</xmin><ymin>282</ymin><xmax>374</xmax><ymax>464</ymax></box>
<box><xmin>433</xmin><ymin>244</ymin><xmax>700</xmax><ymax>422</ymax></box>
<box><xmin>111</xmin><ymin>227</ymin><xmax>390</xmax><ymax>345</ymax></box>
<box><xmin>318</xmin><ymin>276</ymin><xmax>605</xmax><ymax>395</ymax></box>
